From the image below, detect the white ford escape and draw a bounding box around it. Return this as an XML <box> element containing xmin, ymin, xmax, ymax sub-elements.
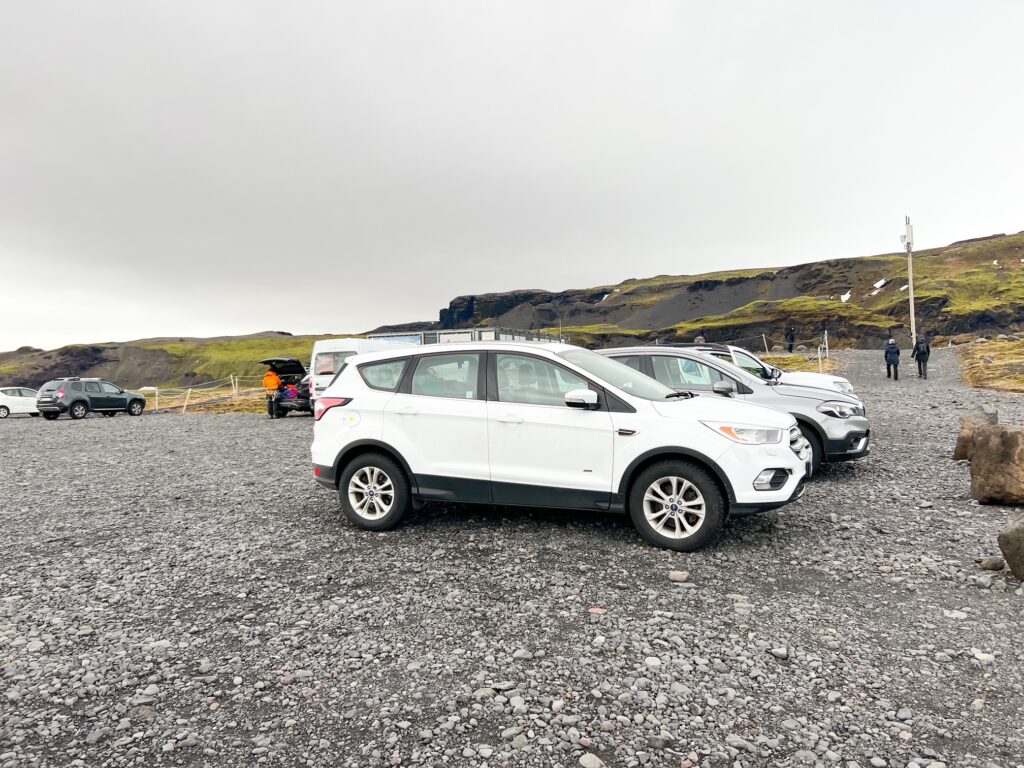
<box><xmin>311</xmin><ymin>343</ymin><xmax>809</xmax><ymax>551</ymax></box>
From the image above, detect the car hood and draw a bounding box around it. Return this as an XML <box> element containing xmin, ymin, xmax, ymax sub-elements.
<box><xmin>769</xmin><ymin>382</ymin><xmax>861</xmax><ymax>404</ymax></box>
<box><xmin>650</xmin><ymin>394</ymin><xmax>795</xmax><ymax>429</ymax></box>
<box><xmin>779</xmin><ymin>370</ymin><xmax>853</xmax><ymax>391</ymax></box>
<box><xmin>260</xmin><ymin>357</ymin><xmax>307</xmax><ymax>376</ymax></box>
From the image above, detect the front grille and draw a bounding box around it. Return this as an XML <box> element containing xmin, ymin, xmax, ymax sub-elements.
<box><xmin>789</xmin><ymin>426</ymin><xmax>810</xmax><ymax>462</ymax></box>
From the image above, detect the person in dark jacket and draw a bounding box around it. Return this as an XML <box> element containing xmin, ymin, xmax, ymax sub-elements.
<box><xmin>884</xmin><ymin>338</ymin><xmax>900</xmax><ymax>380</ymax></box>
<box><xmin>785</xmin><ymin>327</ymin><xmax>796</xmax><ymax>353</ymax></box>
<box><xmin>911</xmin><ymin>336</ymin><xmax>931</xmax><ymax>379</ymax></box>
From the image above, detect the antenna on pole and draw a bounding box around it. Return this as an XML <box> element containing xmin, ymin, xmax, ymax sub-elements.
<box><xmin>901</xmin><ymin>215</ymin><xmax>917</xmax><ymax>344</ymax></box>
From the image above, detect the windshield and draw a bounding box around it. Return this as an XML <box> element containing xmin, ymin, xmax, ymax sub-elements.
<box><xmin>699</xmin><ymin>353</ymin><xmax>763</xmax><ymax>385</ymax></box>
<box><xmin>558</xmin><ymin>348</ymin><xmax>675</xmax><ymax>400</ymax></box>
<box><xmin>733</xmin><ymin>349</ymin><xmax>771</xmax><ymax>379</ymax></box>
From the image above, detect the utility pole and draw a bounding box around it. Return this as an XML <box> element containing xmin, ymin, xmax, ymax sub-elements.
<box><xmin>901</xmin><ymin>215</ymin><xmax>917</xmax><ymax>344</ymax></box>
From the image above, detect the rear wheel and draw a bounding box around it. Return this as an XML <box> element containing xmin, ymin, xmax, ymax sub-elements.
<box><xmin>69</xmin><ymin>401</ymin><xmax>88</xmax><ymax>420</ymax></box>
<box><xmin>0</xmin><ymin>406</ymin><xmax>9</xmax><ymax>419</ymax></box>
<box><xmin>799</xmin><ymin>424</ymin><xmax>823</xmax><ymax>475</ymax></box>
<box><xmin>338</xmin><ymin>453</ymin><xmax>410</xmax><ymax>532</ymax></box>
<box><xmin>127</xmin><ymin>400</ymin><xmax>144</xmax><ymax>416</ymax></box>
<box><xmin>628</xmin><ymin>460</ymin><xmax>724</xmax><ymax>551</ymax></box>
<box><xmin>30</xmin><ymin>412</ymin><xmax>39</xmax><ymax>417</ymax></box>
<box><xmin>43</xmin><ymin>412</ymin><xmax>59</xmax><ymax>421</ymax></box>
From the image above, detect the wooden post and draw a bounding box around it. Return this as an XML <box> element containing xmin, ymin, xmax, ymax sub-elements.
<box><xmin>182</xmin><ymin>388</ymin><xmax>191</xmax><ymax>414</ymax></box>
<box><xmin>155</xmin><ymin>388</ymin><xmax>159</xmax><ymax>411</ymax></box>
<box><xmin>818</xmin><ymin>346</ymin><xmax>823</xmax><ymax>373</ymax></box>
<box><xmin>762</xmin><ymin>333</ymin><xmax>769</xmax><ymax>354</ymax></box>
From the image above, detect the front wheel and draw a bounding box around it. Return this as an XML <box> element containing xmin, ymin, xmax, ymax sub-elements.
<box><xmin>0</xmin><ymin>406</ymin><xmax>9</xmax><ymax>419</ymax></box>
<box><xmin>338</xmin><ymin>453</ymin><xmax>411</xmax><ymax>532</ymax></box>
<box><xmin>799</xmin><ymin>424</ymin><xmax>823</xmax><ymax>475</ymax></box>
<box><xmin>69</xmin><ymin>402</ymin><xmax>88</xmax><ymax>420</ymax></box>
<box><xmin>127</xmin><ymin>400</ymin><xmax>144</xmax><ymax>416</ymax></box>
<box><xmin>628</xmin><ymin>460</ymin><xmax>724</xmax><ymax>551</ymax></box>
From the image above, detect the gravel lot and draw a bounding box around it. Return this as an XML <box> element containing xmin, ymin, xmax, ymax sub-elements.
<box><xmin>1</xmin><ymin>349</ymin><xmax>1023</xmax><ymax>768</ymax></box>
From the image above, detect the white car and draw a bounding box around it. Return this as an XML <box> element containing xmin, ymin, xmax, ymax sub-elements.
<box><xmin>0</xmin><ymin>386</ymin><xmax>39</xmax><ymax>418</ymax></box>
<box><xmin>688</xmin><ymin>343</ymin><xmax>855</xmax><ymax>396</ymax></box>
<box><xmin>311</xmin><ymin>342</ymin><xmax>809</xmax><ymax>551</ymax></box>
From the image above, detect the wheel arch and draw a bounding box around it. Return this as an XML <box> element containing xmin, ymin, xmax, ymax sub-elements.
<box><xmin>333</xmin><ymin>440</ymin><xmax>418</xmax><ymax>495</ymax></box>
<box><xmin>793</xmin><ymin>415</ymin><xmax>826</xmax><ymax>452</ymax></box>
<box><xmin>617</xmin><ymin>448</ymin><xmax>736</xmax><ymax>511</ymax></box>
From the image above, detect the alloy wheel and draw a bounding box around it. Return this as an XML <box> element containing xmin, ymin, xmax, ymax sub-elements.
<box><xmin>642</xmin><ymin>475</ymin><xmax>706</xmax><ymax>539</ymax></box>
<box><xmin>347</xmin><ymin>466</ymin><xmax>395</xmax><ymax>521</ymax></box>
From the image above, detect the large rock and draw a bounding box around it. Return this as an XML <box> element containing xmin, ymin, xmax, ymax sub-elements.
<box><xmin>969</xmin><ymin>425</ymin><xmax>1024</xmax><ymax>504</ymax></box>
<box><xmin>998</xmin><ymin>515</ymin><xmax>1024</xmax><ymax>581</ymax></box>
<box><xmin>954</xmin><ymin>404</ymin><xmax>999</xmax><ymax>461</ymax></box>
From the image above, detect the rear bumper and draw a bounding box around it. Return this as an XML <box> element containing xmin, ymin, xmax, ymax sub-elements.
<box><xmin>36</xmin><ymin>401</ymin><xmax>67</xmax><ymax>413</ymax></box>
<box><xmin>313</xmin><ymin>463</ymin><xmax>337</xmax><ymax>489</ymax></box>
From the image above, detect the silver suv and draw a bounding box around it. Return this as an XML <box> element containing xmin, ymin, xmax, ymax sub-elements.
<box><xmin>599</xmin><ymin>347</ymin><xmax>869</xmax><ymax>473</ymax></box>
<box><xmin>36</xmin><ymin>378</ymin><xmax>146</xmax><ymax>420</ymax></box>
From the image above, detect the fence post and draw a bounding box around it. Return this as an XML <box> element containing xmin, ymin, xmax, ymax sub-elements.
<box><xmin>155</xmin><ymin>388</ymin><xmax>159</xmax><ymax>411</ymax></box>
<box><xmin>817</xmin><ymin>346</ymin><xmax>823</xmax><ymax>373</ymax></box>
<box><xmin>762</xmin><ymin>333</ymin><xmax>769</xmax><ymax>354</ymax></box>
<box><xmin>824</xmin><ymin>330</ymin><xmax>830</xmax><ymax>359</ymax></box>
<box><xmin>182</xmin><ymin>388</ymin><xmax>191</xmax><ymax>414</ymax></box>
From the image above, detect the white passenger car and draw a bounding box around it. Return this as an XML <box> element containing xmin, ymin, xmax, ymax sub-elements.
<box><xmin>688</xmin><ymin>343</ymin><xmax>856</xmax><ymax>395</ymax></box>
<box><xmin>0</xmin><ymin>387</ymin><xmax>39</xmax><ymax>418</ymax></box>
<box><xmin>311</xmin><ymin>342</ymin><xmax>809</xmax><ymax>551</ymax></box>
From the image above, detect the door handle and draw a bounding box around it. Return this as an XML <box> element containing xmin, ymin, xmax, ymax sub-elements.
<box><xmin>395</xmin><ymin>407</ymin><xmax>419</xmax><ymax>416</ymax></box>
<box><xmin>496</xmin><ymin>414</ymin><xmax>524</xmax><ymax>424</ymax></box>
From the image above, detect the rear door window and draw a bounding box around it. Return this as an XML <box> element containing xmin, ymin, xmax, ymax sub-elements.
<box><xmin>20</xmin><ymin>389</ymin><xmax>37</xmax><ymax>397</ymax></box>
<box><xmin>411</xmin><ymin>353</ymin><xmax>480</xmax><ymax>399</ymax></box>
<box><xmin>359</xmin><ymin>360</ymin><xmax>409</xmax><ymax>392</ymax></box>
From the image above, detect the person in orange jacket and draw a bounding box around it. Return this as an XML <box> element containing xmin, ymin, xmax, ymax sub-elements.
<box><xmin>263</xmin><ymin>369</ymin><xmax>282</xmax><ymax>418</ymax></box>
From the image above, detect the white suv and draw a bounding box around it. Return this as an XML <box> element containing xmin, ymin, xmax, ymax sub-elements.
<box><xmin>311</xmin><ymin>343</ymin><xmax>808</xmax><ymax>551</ymax></box>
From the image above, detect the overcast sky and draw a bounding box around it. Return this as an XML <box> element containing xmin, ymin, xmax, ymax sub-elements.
<box><xmin>2</xmin><ymin>1</ymin><xmax>1022</xmax><ymax>352</ymax></box>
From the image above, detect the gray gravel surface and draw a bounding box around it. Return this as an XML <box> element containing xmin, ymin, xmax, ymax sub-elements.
<box><xmin>1</xmin><ymin>349</ymin><xmax>1022</xmax><ymax>768</ymax></box>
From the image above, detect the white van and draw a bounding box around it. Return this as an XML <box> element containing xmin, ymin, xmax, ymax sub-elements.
<box><xmin>310</xmin><ymin>338</ymin><xmax>415</xmax><ymax>401</ymax></box>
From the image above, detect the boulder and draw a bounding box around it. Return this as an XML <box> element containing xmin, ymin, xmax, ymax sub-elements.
<box><xmin>954</xmin><ymin>404</ymin><xmax>999</xmax><ymax>461</ymax></box>
<box><xmin>969</xmin><ymin>425</ymin><xmax>1024</xmax><ymax>504</ymax></box>
<box><xmin>771</xmin><ymin>344</ymin><xmax>784</xmax><ymax>352</ymax></box>
<box><xmin>997</xmin><ymin>515</ymin><xmax>1024</xmax><ymax>581</ymax></box>
<box><xmin>796</xmin><ymin>344</ymin><xmax>808</xmax><ymax>352</ymax></box>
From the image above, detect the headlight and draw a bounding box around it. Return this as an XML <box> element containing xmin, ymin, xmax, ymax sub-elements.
<box><xmin>701</xmin><ymin>421</ymin><xmax>784</xmax><ymax>444</ymax></box>
<box><xmin>817</xmin><ymin>400</ymin><xmax>864</xmax><ymax>419</ymax></box>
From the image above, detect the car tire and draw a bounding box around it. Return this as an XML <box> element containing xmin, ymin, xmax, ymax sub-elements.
<box><xmin>0</xmin><ymin>406</ymin><xmax>9</xmax><ymax>419</ymax></box>
<box><xmin>69</xmin><ymin>401</ymin><xmax>88</xmax><ymax>420</ymax></box>
<box><xmin>628</xmin><ymin>460</ymin><xmax>724</xmax><ymax>552</ymax></box>
<box><xmin>799</xmin><ymin>424</ymin><xmax>823</xmax><ymax>475</ymax></box>
<box><xmin>338</xmin><ymin>453</ymin><xmax>410</xmax><ymax>532</ymax></box>
<box><xmin>127</xmin><ymin>400</ymin><xmax>144</xmax><ymax>416</ymax></box>
<box><xmin>43</xmin><ymin>412</ymin><xmax>59</xmax><ymax>421</ymax></box>
<box><xmin>30</xmin><ymin>412</ymin><xmax>39</xmax><ymax>417</ymax></box>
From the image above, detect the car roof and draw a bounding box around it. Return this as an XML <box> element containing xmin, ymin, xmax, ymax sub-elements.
<box><xmin>344</xmin><ymin>341</ymin><xmax>577</xmax><ymax>366</ymax></box>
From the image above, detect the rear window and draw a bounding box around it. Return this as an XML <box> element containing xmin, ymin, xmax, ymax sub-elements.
<box><xmin>359</xmin><ymin>359</ymin><xmax>408</xmax><ymax>392</ymax></box>
<box><xmin>41</xmin><ymin>382</ymin><xmax>60</xmax><ymax>392</ymax></box>
<box><xmin>314</xmin><ymin>351</ymin><xmax>355</xmax><ymax>376</ymax></box>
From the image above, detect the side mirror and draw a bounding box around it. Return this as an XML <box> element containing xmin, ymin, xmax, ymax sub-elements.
<box><xmin>712</xmin><ymin>380</ymin><xmax>736</xmax><ymax>397</ymax></box>
<box><xmin>771</xmin><ymin>367</ymin><xmax>783</xmax><ymax>380</ymax></box>
<box><xmin>565</xmin><ymin>389</ymin><xmax>599</xmax><ymax>409</ymax></box>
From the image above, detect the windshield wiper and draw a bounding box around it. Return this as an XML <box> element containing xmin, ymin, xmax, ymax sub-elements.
<box><xmin>665</xmin><ymin>390</ymin><xmax>696</xmax><ymax>399</ymax></box>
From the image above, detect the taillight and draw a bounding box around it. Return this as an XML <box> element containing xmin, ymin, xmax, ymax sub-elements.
<box><xmin>58</xmin><ymin>389</ymin><xmax>65</xmax><ymax>398</ymax></box>
<box><xmin>314</xmin><ymin>397</ymin><xmax>352</xmax><ymax>421</ymax></box>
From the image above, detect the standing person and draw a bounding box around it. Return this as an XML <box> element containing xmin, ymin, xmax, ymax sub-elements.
<box><xmin>263</xmin><ymin>367</ymin><xmax>282</xmax><ymax>418</ymax></box>
<box><xmin>785</xmin><ymin>327</ymin><xmax>796</xmax><ymax>353</ymax></box>
<box><xmin>911</xmin><ymin>335</ymin><xmax>931</xmax><ymax>379</ymax></box>
<box><xmin>884</xmin><ymin>338</ymin><xmax>901</xmax><ymax>381</ymax></box>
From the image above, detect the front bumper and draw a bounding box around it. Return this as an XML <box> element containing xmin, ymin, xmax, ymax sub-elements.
<box><xmin>824</xmin><ymin>429</ymin><xmax>871</xmax><ymax>462</ymax></box>
<box><xmin>719</xmin><ymin>439</ymin><xmax>808</xmax><ymax>515</ymax></box>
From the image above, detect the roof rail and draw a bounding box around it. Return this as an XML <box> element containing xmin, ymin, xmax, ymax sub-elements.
<box><xmin>643</xmin><ymin>342</ymin><xmax>731</xmax><ymax>352</ymax></box>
